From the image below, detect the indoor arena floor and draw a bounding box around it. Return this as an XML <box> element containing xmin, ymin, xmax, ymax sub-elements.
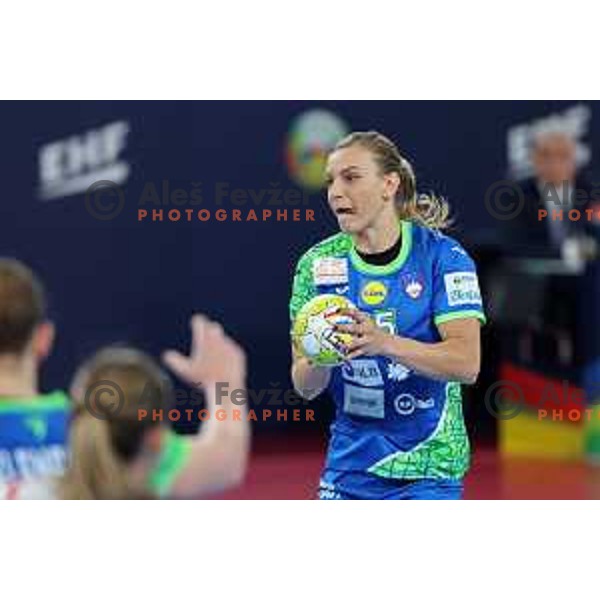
<box><xmin>216</xmin><ymin>433</ymin><xmax>600</xmax><ymax>500</ymax></box>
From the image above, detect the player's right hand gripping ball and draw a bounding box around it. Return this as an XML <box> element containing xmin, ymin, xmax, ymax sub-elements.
<box><xmin>292</xmin><ymin>294</ymin><xmax>357</xmax><ymax>366</ymax></box>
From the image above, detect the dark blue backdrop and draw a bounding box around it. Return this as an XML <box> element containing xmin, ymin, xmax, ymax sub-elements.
<box><xmin>1</xmin><ymin>101</ymin><xmax>598</xmax><ymax>429</ymax></box>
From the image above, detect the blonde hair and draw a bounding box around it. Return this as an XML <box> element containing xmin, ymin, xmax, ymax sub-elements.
<box><xmin>60</xmin><ymin>347</ymin><xmax>172</xmax><ymax>500</ymax></box>
<box><xmin>334</xmin><ymin>131</ymin><xmax>451</xmax><ymax>230</ymax></box>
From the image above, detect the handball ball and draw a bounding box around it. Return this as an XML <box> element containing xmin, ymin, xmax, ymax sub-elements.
<box><xmin>292</xmin><ymin>294</ymin><xmax>357</xmax><ymax>366</ymax></box>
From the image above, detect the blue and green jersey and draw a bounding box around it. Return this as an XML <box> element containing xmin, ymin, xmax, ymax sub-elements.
<box><xmin>0</xmin><ymin>390</ymin><xmax>192</xmax><ymax>499</ymax></box>
<box><xmin>290</xmin><ymin>220</ymin><xmax>486</xmax><ymax>481</ymax></box>
<box><xmin>0</xmin><ymin>391</ymin><xmax>70</xmax><ymax>498</ymax></box>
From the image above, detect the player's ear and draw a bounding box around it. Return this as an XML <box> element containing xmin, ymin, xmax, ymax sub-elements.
<box><xmin>32</xmin><ymin>320</ymin><xmax>55</xmax><ymax>363</ymax></box>
<box><xmin>383</xmin><ymin>171</ymin><xmax>401</xmax><ymax>201</ymax></box>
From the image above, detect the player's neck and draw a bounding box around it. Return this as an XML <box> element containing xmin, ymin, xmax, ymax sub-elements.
<box><xmin>0</xmin><ymin>354</ymin><xmax>39</xmax><ymax>398</ymax></box>
<box><xmin>352</xmin><ymin>213</ymin><xmax>401</xmax><ymax>255</ymax></box>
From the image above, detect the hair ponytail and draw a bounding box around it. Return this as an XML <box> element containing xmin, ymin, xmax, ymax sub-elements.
<box><xmin>61</xmin><ymin>412</ymin><xmax>136</xmax><ymax>499</ymax></box>
<box><xmin>397</xmin><ymin>192</ymin><xmax>452</xmax><ymax>230</ymax></box>
<box><xmin>60</xmin><ymin>347</ymin><xmax>171</xmax><ymax>500</ymax></box>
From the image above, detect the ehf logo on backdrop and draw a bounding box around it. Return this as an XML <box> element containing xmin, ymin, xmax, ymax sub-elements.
<box><xmin>37</xmin><ymin>120</ymin><xmax>130</xmax><ymax>201</ymax></box>
<box><xmin>506</xmin><ymin>103</ymin><xmax>592</xmax><ymax>181</ymax></box>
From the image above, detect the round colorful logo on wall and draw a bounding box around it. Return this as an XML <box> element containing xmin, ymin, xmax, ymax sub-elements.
<box><xmin>285</xmin><ymin>109</ymin><xmax>349</xmax><ymax>190</ymax></box>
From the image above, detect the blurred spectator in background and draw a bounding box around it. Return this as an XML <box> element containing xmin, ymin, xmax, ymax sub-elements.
<box><xmin>0</xmin><ymin>258</ymin><xmax>68</xmax><ymax>499</ymax></box>
<box><xmin>513</xmin><ymin>131</ymin><xmax>597</xmax><ymax>265</ymax></box>
<box><xmin>501</xmin><ymin>132</ymin><xmax>600</xmax><ymax>371</ymax></box>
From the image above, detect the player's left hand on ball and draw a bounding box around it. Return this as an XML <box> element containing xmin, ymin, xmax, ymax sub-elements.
<box><xmin>334</xmin><ymin>309</ymin><xmax>390</xmax><ymax>359</ymax></box>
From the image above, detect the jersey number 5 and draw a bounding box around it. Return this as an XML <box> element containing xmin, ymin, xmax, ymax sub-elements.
<box><xmin>374</xmin><ymin>310</ymin><xmax>396</xmax><ymax>335</ymax></box>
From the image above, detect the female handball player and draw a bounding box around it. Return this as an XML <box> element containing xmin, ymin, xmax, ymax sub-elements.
<box><xmin>290</xmin><ymin>131</ymin><xmax>485</xmax><ymax>500</ymax></box>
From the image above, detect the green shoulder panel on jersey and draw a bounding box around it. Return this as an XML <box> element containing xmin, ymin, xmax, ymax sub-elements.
<box><xmin>367</xmin><ymin>382</ymin><xmax>470</xmax><ymax>480</ymax></box>
<box><xmin>434</xmin><ymin>309</ymin><xmax>487</xmax><ymax>326</ymax></box>
<box><xmin>0</xmin><ymin>391</ymin><xmax>70</xmax><ymax>413</ymax></box>
<box><xmin>148</xmin><ymin>429</ymin><xmax>192</xmax><ymax>498</ymax></box>
<box><xmin>289</xmin><ymin>232</ymin><xmax>353</xmax><ymax>323</ymax></box>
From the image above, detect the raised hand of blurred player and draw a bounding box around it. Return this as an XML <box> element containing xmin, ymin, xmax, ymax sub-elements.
<box><xmin>163</xmin><ymin>314</ymin><xmax>246</xmax><ymax>387</ymax></box>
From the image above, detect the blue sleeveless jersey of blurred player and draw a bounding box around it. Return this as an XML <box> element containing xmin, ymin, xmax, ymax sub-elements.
<box><xmin>290</xmin><ymin>221</ymin><xmax>486</xmax><ymax>499</ymax></box>
<box><xmin>0</xmin><ymin>391</ymin><xmax>69</xmax><ymax>499</ymax></box>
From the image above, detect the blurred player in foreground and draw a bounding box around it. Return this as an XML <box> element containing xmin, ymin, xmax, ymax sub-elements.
<box><xmin>0</xmin><ymin>258</ymin><xmax>67</xmax><ymax>499</ymax></box>
<box><xmin>290</xmin><ymin>131</ymin><xmax>486</xmax><ymax>499</ymax></box>
<box><xmin>60</xmin><ymin>315</ymin><xmax>250</xmax><ymax>499</ymax></box>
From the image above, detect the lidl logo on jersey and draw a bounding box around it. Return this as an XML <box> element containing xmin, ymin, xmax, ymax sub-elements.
<box><xmin>360</xmin><ymin>281</ymin><xmax>388</xmax><ymax>306</ymax></box>
<box><xmin>37</xmin><ymin>120</ymin><xmax>130</xmax><ymax>201</ymax></box>
<box><xmin>444</xmin><ymin>272</ymin><xmax>482</xmax><ymax>307</ymax></box>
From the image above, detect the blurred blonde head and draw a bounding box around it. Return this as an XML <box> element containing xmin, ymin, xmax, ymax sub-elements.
<box><xmin>61</xmin><ymin>347</ymin><xmax>172</xmax><ymax>500</ymax></box>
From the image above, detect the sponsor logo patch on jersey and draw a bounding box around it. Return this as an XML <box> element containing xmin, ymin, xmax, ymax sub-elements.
<box><xmin>451</xmin><ymin>245</ymin><xmax>468</xmax><ymax>257</ymax></box>
<box><xmin>343</xmin><ymin>385</ymin><xmax>385</xmax><ymax>419</ymax></box>
<box><xmin>444</xmin><ymin>271</ymin><xmax>482</xmax><ymax>307</ymax></box>
<box><xmin>312</xmin><ymin>258</ymin><xmax>349</xmax><ymax>286</ymax></box>
<box><xmin>318</xmin><ymin>480</ymin><xmax>342</xmax><ymax>500</ymax></box>
<box><xmin>387</xmin><ymin>361</ymin><xmax>411</xmax><ymax>382</ymax></box>
<box><xmin>393</xmin><ymin>393</ymin><xmax>434</xmax><ymax>416</ymax></box>
<box><xmin>342</xmin><ymin>359</ymin><xmax>384</xmax><ymax>387</ymax></box>
<box><xmin>360</xmin><ymin>281</ymin><xmax>387</xmax><ymax>306</ymax></box>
